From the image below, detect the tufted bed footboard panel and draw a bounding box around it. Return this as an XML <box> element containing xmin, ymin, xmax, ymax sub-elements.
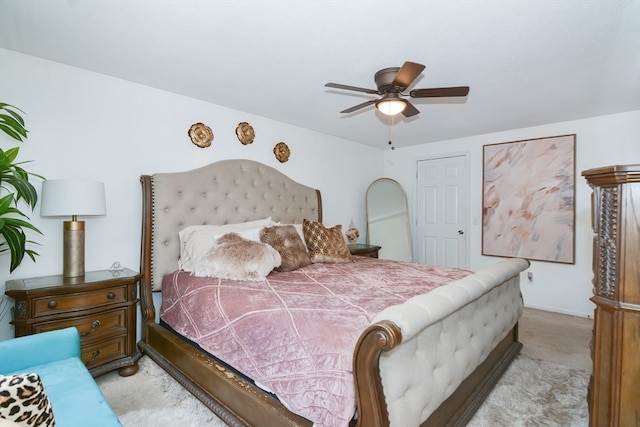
<box><xmin>373</xmin><ymin>258</ymin><xmax>530</xmax><ymax>427</ymax></box>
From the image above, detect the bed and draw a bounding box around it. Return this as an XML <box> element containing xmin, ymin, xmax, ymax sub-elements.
<box><xmin>137</xmin><ymin>158</ymin><xmax>530</xmax><ymax>427</ymax></box>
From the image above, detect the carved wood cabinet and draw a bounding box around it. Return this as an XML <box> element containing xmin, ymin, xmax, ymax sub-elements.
<box><xmin>582</xmin><ymin>164</ymin><xmax>640</xmax><ymax>427</ymax></box>
<box><xmin>5</xmin><ymin>269</ymin><xmax>142</xmax><ymax>377</ymax></box>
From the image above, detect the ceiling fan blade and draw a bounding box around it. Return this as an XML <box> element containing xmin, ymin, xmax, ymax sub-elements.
<box><xmin>401</xmin><ymin>100</ymin><xmax>420</xmax><ymax>117</ymax></box>
<box><xmin>325</xmin><ymin>83</ymin><xmax>379</xmax><ymax>94</ymax></box>
<box><xmin>409</xmin><ymin>86</ymin><xmax>470</xmax><ymax>98</ymax></box>
<box><xmin>392</xmin><ymin>61</ymin><xmax>426</xmax><ymax>89</ymax></box>
<box><xmin>340</xmin><ymin>99</ymin><xmax>377</xmax><ymax>114</ymax></box>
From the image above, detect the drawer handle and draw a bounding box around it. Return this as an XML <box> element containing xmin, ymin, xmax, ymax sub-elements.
<box><xmin>90</xmin><ymin>350</ymin><xmax>100</xmax><ymax>362</ymax></box>
<box><xmin>80</xmin><ymin>320</ymin><xmax>101</xmax><ymax>337</ymax></box>
<box><xmin>47</xmin><ymin>300</ymin><xmax>57</xmax><ymax>309</ymax></box>
<box><xmin>107</xmin><ymin>292</ymin><xmax>115</xmax><ymax>299</ymax></box>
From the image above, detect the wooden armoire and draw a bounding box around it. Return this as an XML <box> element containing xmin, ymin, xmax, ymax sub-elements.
<box><xmin>582</xmin><ymin>164</ymin><xmax>639</xmax><ymax>427</ymax></box>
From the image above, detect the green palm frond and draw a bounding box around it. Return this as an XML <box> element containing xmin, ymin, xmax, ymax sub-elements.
<box><xmin>0</xmin><ymin>103</ymin><xmax>28</xmax><ymax>142</ymax></box>
<box><xmin>0</xmin><ymin>103</ymin><xmax>43</xmax><ymax>272</ymax></box>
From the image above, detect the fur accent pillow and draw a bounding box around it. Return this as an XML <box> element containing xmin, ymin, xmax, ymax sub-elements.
<box><xmin>302</xmin><ymin>219</ymin><xmax>353</xmax><ymax>263</ymax></box>
<box><xmin>260</xmin><ymin>225</ymin><xmax>311</xmax><ymax>272</ymax></box>
<box><xmin>0</xmin><ymin>373</ymin><xmax>55</xmax><ymax>427</ymax></box>
<box><xmin>178</xmin><ymin>217</ymin><xmax>272</xmax><ymax>271</ymax></box>
<box><xmin>192</xmin><ymin>232</ymin><xmax>281</xmax><ymax>280</ymax></box>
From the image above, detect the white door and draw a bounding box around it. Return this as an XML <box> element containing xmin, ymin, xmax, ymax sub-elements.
<box><xmin>416</xmin><ymin>155</ymin><xmax>468</xmax><ymax>268</ymax></box>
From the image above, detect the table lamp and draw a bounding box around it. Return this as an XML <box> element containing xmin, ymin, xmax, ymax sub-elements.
<box><xmin>40</xmin><ymin>180</ymin><xmax>106</xmax><ymax>277</ymax></box>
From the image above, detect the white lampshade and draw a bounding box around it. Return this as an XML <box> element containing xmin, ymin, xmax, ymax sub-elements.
<box><xmin>41</xmin><ymin>180</ymin><xmax>106</xmax><ymax>217</ymax></box>
<box><xmin>40</xmin><ymin>179</ymin><xmax>106</xmax><ymax>278</ymax></box>
<box><xmin>376</xmin><ymin>98</ymin><xmax>406</xmax><ymax>116</ymax></box>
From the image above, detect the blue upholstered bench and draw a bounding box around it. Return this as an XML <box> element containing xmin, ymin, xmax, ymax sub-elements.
<box><xmin>0</xmin><ymin>327</ymin><xmax>122</xmax><ymax>427</ymax></box>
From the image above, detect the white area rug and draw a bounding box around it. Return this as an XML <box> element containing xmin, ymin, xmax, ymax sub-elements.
<box><xmin>97</xmin><ymin>356</ymin><xmax>226</xmax><ymax>427</ymax></box>
<box><xmin>98</xmin><ymin>353</ymin><xmax>588</xmax><ymax>426</ymax></box>
<box><xmin>468</xmin><ymin>355</ymin><xmax>588</xmax><ymax>427</ymax></box>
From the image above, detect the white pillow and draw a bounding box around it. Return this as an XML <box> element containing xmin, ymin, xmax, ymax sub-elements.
<box><xmin>178</xmin><ymin>217</ymin><xmax>272</xmax><ymax>271</ymax></box>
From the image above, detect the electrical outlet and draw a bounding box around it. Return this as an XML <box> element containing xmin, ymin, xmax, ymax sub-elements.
<box><xmin>527</xmin><ymin>272</ymin><xmax>533</xmax><ymax>281</ymax></box>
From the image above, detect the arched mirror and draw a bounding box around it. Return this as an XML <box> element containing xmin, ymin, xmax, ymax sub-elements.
<box><xmin>366</xmin><ymin>178</ymin><xmax>412</xmax><ymax>261</ymax></box>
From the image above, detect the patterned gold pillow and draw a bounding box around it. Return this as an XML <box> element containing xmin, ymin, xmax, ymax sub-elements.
<box><xmin>260</xmin><ymin>225</ymin><xmax>311</xmax><ymax>272</ymax></box>
<box><xmin>302</xmin><ymin>219</ymin><xmax>353</xmax><ymax>263</ymax></box>
<box><xmin>0</xmin><ymin>373</ymin><xmax>55</xmax><ymax>427</ymax></box>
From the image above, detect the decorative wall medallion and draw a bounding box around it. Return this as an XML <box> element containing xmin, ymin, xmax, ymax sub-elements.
<box><xmin>235</xmin><ymin>122</ymin><xmax>255</xmax><ymax>145</ymax></box>
<box><xmin>188</xmin><ymin>122</ymin><xmax>214</xmax><ymax>148</ymax></box>
<box><xmin>273</xmin><ymin>142</ymin><xmax>290</xmax><ymax>163</ymax></box>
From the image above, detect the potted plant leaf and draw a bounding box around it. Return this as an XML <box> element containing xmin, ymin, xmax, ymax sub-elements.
<box><xmin>0</xmin><ymin>102</ymin><xmax>43</xmax><ymax>272</ymax></box>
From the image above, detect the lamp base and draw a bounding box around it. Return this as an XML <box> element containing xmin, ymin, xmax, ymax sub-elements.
<box><xmin>63</xmin><ymin>220</ymin><xmax>85</xmax><ymax>277</ymax></box>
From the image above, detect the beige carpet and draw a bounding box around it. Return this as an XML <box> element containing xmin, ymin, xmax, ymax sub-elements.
<box><xmin>97</xmin><ymin>308</ymin><xmax>593</xmax><ymax>426</ymax></box>
<box><xmin>519</xmin><ymin>308</ymin><xmax>592</xmax><ymax>371</ymax></box>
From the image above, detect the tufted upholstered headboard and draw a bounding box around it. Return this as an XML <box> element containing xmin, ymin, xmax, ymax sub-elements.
<box><xmin>140</xmin><ymin>159</ymin><xmax>322</xmax><ymax>291</ymax></box>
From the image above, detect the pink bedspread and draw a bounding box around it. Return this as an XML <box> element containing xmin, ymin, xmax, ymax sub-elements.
<box><xmin>160</xmin><ymin>256</ymin><xmax>470</xmax><ymax>427</ymax></box>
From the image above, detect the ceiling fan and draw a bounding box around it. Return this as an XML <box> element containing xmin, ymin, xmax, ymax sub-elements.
<box><xmin>325</xmin><ymin>61</ymin><xmax>469</xmax><ymax>117</ymax></box>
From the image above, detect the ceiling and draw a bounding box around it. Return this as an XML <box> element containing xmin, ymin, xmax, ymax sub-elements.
<box><xmin>1</xmin><ymin>1</ymin><xmax>639</xmax><ymax>149</ymax></box>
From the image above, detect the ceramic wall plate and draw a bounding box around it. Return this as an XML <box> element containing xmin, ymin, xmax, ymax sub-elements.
<box><xmin>236</xmin><ymin>122</ymin><xmax>255</xmax><ymax>145</ymax></box>
<box><xmin>188</xmin><ymin>122</ymin><xmax>213</xmax><ymax>148</ymax></box>
<box><xmin>274</xmin><ymin>142</ymin><xmax>290</xmax><ymax>163</ymax></box>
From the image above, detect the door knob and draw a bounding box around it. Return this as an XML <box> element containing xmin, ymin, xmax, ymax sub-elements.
<box><xmin>458</xmin><ymin>230</ymin><xmax>464</xmax><ymax>235</ymax></box>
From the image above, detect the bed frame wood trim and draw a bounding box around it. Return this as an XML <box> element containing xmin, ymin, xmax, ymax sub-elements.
<box><xmin>137</xmin><ymin>159</ymin><xmax>523</xmax><ymax>426</ymax></box>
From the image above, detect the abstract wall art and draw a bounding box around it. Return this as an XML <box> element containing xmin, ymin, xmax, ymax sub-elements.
<box><xmin>482</xmin><ymin>134</ymin><xmax>576</xmax><ymax>264</ymax></box>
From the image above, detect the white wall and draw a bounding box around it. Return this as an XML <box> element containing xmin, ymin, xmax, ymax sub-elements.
<box><xmin>384</xmin><ymin>110</ymin><xmax>640</xmax><ymax>318</ymax></box>
<box><xmin>0</xmin><ymin>49</ymin><xmax>383</xmax><ymax>339</ymax></box>
<box><xmin>2</xmin><ymin>48</ymin><xmax>637</xmax><ymax>340</ymax></box>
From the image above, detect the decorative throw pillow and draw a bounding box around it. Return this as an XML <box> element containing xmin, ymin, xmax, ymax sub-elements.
<box><xmin>267</xmin><ymin>222</ymin><xmax>307</xmax><ymax>251</ymax></box>
<box><xmin>178</xmin><ymin>217</ymin><xmax>272</xmax><ymax>271</ymax></box>
<box><xmin>0</xmin><ymin>373</ymin><xmax>55</xmax><ymax>427</ymax></box>
<box><xmin>0</xmin><ymin>418</ymin><xmax>22</xmax><ymax>427</ymax></box>
<box><xmin>260</xmin><ymin>225</ymin><xmax>311</xmax><ymax>272</ymax></box>
<box><xmin>192</xmin><ymin>232</ymin><xmax>282</xmax><ymax>281</ymax></box>
<box><xmin>302</xmin><ymin>219</ymin><xmax>353</xmax><ymax>263</ymax></box>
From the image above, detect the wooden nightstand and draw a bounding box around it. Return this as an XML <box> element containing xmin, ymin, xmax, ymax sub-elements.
<box><xmin>348</xmin><ymin>244</ymin><xmax>381</xmax><ymax>258</ymax></box>
<box><xmin>5</xmin><ymin>268</ymin><xmax>142</xmax><ymax>377</ymax></box>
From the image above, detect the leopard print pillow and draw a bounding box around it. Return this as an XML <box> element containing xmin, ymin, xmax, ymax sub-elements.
<box><xmin>302</xmin><ymin>219</ymin><xmax>353</xmax><ymax>263</ymax></box>
<box><xmin>0</xmin><ymin>373</ymin><xmax>55</xmax><ymax>426</ymax></box>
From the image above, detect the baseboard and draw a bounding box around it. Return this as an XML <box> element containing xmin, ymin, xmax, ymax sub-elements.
<box><xmin>524</xmin><ymin>303</ymin><xmax>592</xmax><ymax>319</ymax></box>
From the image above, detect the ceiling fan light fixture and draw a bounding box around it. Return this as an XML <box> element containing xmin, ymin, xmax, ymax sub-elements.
<box><xmin>376</xmin><ymin>98</ymin><xmax>406</xmax><ymax>116</ymax></box>
<box><xmin>327</xmin><ymin>61</ymin><xmax>468</xmax><ymax>117</ymax></box>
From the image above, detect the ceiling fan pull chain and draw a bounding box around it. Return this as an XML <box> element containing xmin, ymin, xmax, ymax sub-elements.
<box><xmin>388</xmin><ymin>116</ymin><xmax>395</xmax><ymax>150</ymax></box>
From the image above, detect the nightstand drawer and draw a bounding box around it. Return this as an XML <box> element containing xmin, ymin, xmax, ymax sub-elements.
<box><xmin>33</xmin><ymin>308</ymin><xmax>128</xmax><ymax>340</ymax></box>
<box><xmin>32</xmin><ymin>286</ymin><xmax>127</xmax><ymax>317</ymax></box>
<box><xmin>6</xmin><ymin>268</ymin><xmax>141</xmax><ymax>377</ymax></box>
<box><xmin>82</xmin><ymin>336</ymin><xmax>127</xmax><ymax>369</ymax></box>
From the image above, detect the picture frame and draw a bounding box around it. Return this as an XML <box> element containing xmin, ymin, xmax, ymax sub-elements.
<box><xmin>482</xmin><ymin>134</ymin><xmax>576</xmax><ymax>264</ymax></box>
